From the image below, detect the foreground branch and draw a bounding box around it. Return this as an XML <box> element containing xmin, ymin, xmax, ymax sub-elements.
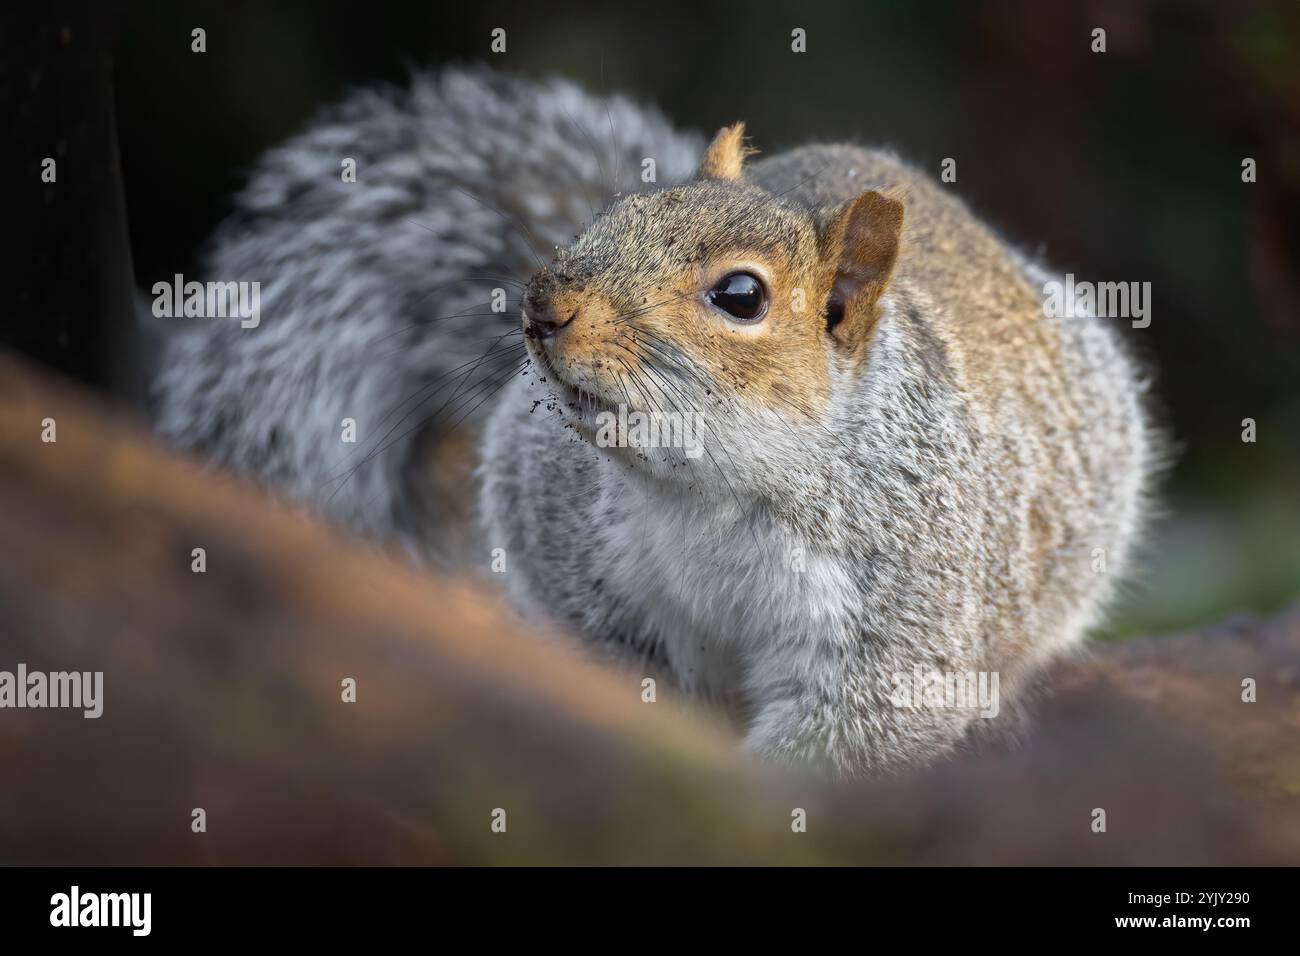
<box><xmin>0</xmin><ymin>352</ymin><xmax>1297</xmax><ymax>864</ymax></box>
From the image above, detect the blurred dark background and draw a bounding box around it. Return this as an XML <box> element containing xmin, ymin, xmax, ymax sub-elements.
<box><xmin>9</xmin><ymin>0</ymin><xmax>1300</xmax><ymax>635</ymax></box>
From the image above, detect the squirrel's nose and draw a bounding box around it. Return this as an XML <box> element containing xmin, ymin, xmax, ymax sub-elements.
<box><xmin>524</xmin><ymin>301</ymin><xmax>578</xmax><ymax>340</ymax></box>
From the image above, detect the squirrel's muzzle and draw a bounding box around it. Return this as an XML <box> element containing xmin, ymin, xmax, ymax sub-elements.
<box><xmin>523</xmin><ymin>273</ymin><xmax>586</xmax><ymax>342</ymax></box>
<box><xmin>523</xmin><ymin>299</ymin><xmax>578</xmax><ymax>340</ymax></box>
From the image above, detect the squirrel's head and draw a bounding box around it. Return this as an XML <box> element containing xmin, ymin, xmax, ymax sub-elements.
<box><xmin>521</xmin><ymin>123</ymin><xmax>904</xmax><ymax>491</ymax></box>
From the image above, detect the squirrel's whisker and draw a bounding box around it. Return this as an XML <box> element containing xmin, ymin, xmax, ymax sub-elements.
<box><xmin>448</xmin><ymin>188</ymin><xmax>548</xmax><ymax>272</ymax></box>
<box><xmin>557</xmin><ymin>100</ymin><xmax>614</xmax><ymax>221</ymax></box>
<box><xmin>326</xmin><ymin>352</ymin><xmax>531</xmax><ymax>503</ymax></box>
<box><xmin>322</xmin><ymin>339</ymin><xmax>528</xmax><ymax>488</ymax></box>
<box><xmin>356</xmin><ymin>335</ymin><xmax>528</xmax><ymax>448</ymax></box>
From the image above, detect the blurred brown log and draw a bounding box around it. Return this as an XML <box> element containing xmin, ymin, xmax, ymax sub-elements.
<box><xmin>0</xmin><ymin>350</ymin><xmax>1298</xmax><ymax>865</ymax></box>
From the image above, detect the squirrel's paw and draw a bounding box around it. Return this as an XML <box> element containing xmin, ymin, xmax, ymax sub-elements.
<box><xmin>742</xmin><ymin>698</ymin><xmax>844</xmax><ymax>774</ymax></box>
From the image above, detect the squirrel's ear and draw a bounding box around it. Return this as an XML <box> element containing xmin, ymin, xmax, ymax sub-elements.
<box><xmin>696</xmin><ymin>122</ymin><xmax>752</xmax><ymax>181</ymax></box>
<box><xmin>818</xmin><ymin>190</ymin><xmax>904</xmax><ymax>349</ymax></box>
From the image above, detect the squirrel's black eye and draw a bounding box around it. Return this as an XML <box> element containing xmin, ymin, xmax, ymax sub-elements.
<box><xmin>708</xmin><ymin>272</ymin><xmax>767</xmax><ymax>322</ymax></box>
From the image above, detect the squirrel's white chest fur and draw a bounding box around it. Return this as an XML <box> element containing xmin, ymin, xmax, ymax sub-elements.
<box><xmin>479</xmin><ymin>372</ymin><xmax>865</xmax><ymax>707</ymax></box>
<box><xmin>593</xmin><ymin>469</ymin><xmax>861</xmax><ymax>702</ymax></box>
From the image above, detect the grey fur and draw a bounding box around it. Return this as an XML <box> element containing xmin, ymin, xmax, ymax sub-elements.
<box><xmin>152</xmin><ymin>66</ymin><xmax>701</xmax><ymax>550</ymax></box>
<box><xmin>153</xmin><ymin>68</ymin><xmax>1155</xmax><ymax>776</ymax></box>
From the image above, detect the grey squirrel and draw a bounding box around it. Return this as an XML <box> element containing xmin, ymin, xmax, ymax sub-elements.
<box><xmin>153</xmin><ymin>66</ymin><xmax>1156</xmax><ymax>775</ymax></box>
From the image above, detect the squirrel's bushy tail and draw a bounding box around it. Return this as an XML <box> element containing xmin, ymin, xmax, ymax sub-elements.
<box><xmin>151</xmin><ymin>66</ymin><xmax>701</xmax><ymax>553</ymax></box>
